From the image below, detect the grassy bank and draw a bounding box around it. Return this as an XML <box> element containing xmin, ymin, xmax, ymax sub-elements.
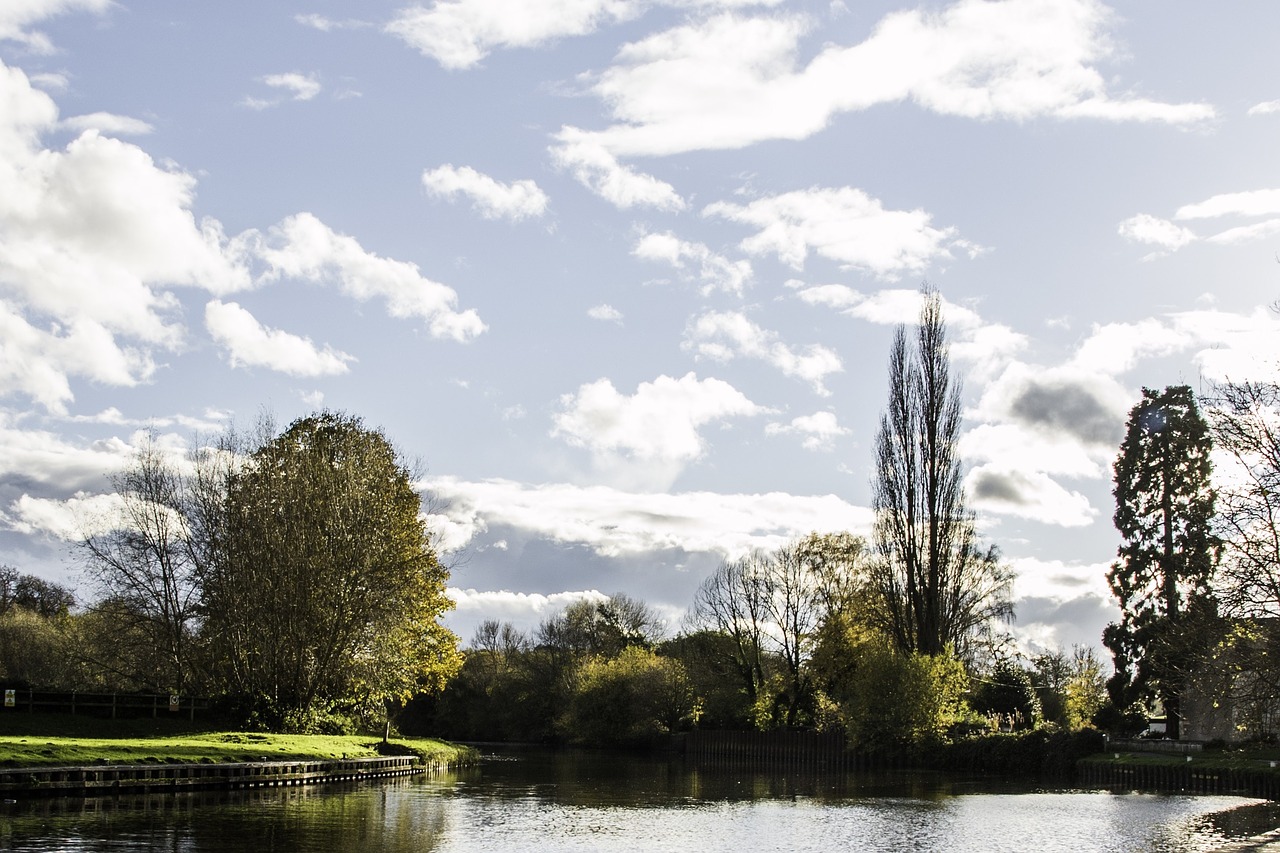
<box><xmin>0</xmin><ymin>713</ymin><xmax>475</xmax><ymax>768</ymax></box>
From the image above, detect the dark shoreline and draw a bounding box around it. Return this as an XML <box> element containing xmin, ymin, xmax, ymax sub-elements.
<box><xmin>0</xmin><ymin>754</ymin><xmax>449</xmax><ymax>798</ymax></box>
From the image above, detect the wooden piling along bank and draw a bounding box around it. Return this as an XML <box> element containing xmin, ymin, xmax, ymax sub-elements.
<box><xmin>0</xmin><ymin>755</ymin><xmax>449</xmax><ymax>798</ymax></box>
<box><xmin>682</xmin><ymin>730</ymin><xmax>858</xmax><ymax>770</ymax></box>
<box><xmin>1077</xmin><ymin>757</ymin><xmax>1280</xmax><ymax>800</ymax></box>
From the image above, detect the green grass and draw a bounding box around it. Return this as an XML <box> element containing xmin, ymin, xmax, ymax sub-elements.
<box><xmin>1086</xmin><ymin>747</ymin><xmax>1280</xmax><ymax>774</ymax></box>
<box><xmin>0</xmin><ymin>713</ymin><xmax>474</xmax><ymax>768</ymax></box>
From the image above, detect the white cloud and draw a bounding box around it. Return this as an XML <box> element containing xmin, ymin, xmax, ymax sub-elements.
<box><xmin>1070</xmin><ymin>317</ymin><xmax>1190</xmax><ymax>376</ymax></box>
<box><xmin>0</xmin><ymin>0</ymin><xmax>111</xmax><ymax>54</ymax></box>
<box><xmin>1117</xmin><ymin>213</ymin><xmax>1196</xmax><ymax>257</ymax></box>
<box><xmin>550</xmin><ymin>128</ymin><xmax>685</xmax><ymax>211</ymax></box>
<box><xmin>255</xmin><ymin>212</ymin><xmax>486</xmax><ymax>342</ymax></box>
<box><xmin>791</xmin><ymin>285</ymin><xmax>1024</xmax><ymax>380</ymax></box>
<box><xmin>576</xmin><ymin>1</ymin><xmax>1212</xmax><ymax>159</ymax></box>
<box><xmin>632</xmin><ymin>232</ymin><xmax>752</xmax><ymax>295</ymax></box>
<box><xmin>705</xmin><ymin>187</ymin><xmax>969</xmax><ymax>278</ymax></box>
<box><xmin>1122</xmin><ymin>190</ymin><xmax>1280</xmax><ymax>257</ymax></box>
<box><xmin>295</xmin><ymin>13</ymin><xmax>369</xmax><ymax>31</ymax></box>
<box><xmin>9</xmin><ymin>491</ymin><xmax>125</xmax><ymax>540</ymax></box>
<box><xmin>421</xmin><ymin>164</ymin><xmax>549</xmax><ymax>221</ymax></box>
<box><xmin>59</xmin><ymin>112</ymin><xmax>154</xmax><ymax>136</ymax></box>
<box><xmin>204</xmin><ymin>300</ymin><xmax>354</xmax><ymax>377</ymax></box>
<box><xmin>965</xmin><ymin>463</ymin><xmax>1097</xmax><ymax>527</ymax></box>
<box><xmin>1204</xmin><ymin>219</ymin><xmax>1280</xmax><ymax>247</ymax></box>
<box><xmin>1175</xmin><ymin>188</ymin><xmax>1280</xmax><ymax>220</ymax></box>
<box><xmin>684</xmin><ymin>311</ymin><xmax>842</xmax><ymax>395</ymax></box>
<box><xmin>765</xmin><ymin>411</ymin><xmax>849</xmax><ymax>451</ymax></box>
<box><xmin>551</xmin><ymin>372</ymin><xmax>766</xmax><ymax>488</ymax></box>
<box><xmin>447</xmin><ymin>587</ymin><xmax>608</xmax><ymax>626</ymax></box>
<box><xmin>0</xmin><ymin>60</ymin><xmax>253</xmax><ymax>412</ymax></box>
<box><xmin>0</xmin><ymin>419</ymin><xmax>134</xmax><ymax>492</ymax></box>
<box><xmin>262</xmin><ymin>72</ymin><xmax>322</xmax><ymax>102</ymax></box>
<box><xmin>425</xmin><ymin>475</ymin><xmax>873</xmax><ymax>558</ymax></box>
<box><xmin>1249</xmin><ymin>100</ymin><xmax>1280</xmax><ymax>117</ymax></box>
<box><xmin>587</xmin><ymin>304</ymin><xmax>623</xmax><ymax>323</ymax></box>
<box><xmin>386</xmin><ymin>0</ymin><xmax>781</xmax><ymax>70</ymax></box>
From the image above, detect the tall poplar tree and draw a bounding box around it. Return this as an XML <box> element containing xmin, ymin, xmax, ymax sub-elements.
<box><xmin>1104</xmin><ymin>385</ymin><xmax>1217</xmax><ymax>739</ymax></box>
<box><xmin>870</xmin><ymin>289</ymin><xmax>1012</xmax><ymax>658</ymax></box>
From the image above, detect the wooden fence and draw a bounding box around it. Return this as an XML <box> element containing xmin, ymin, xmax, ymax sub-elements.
<box><xmin>2</xmin><ymin>689</ymin><xmax>209</xmax><ymax>721</ymax></box>
<box><xmin>681</xmin><ymin>730</ymin><xmax>857</xmax><ymax>770</ymax></box>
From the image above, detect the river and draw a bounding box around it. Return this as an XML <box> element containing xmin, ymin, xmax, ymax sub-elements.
<box><xmin>3</xmin><ymin>747</ymin><xmax>1278</xmax><ymax>851</ymax></box>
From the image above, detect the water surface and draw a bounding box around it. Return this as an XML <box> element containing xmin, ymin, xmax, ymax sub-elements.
<box><xmin>3</xmin><ymin>748</ymin><xmax>1277</xmax><ymax>852</ymax></box>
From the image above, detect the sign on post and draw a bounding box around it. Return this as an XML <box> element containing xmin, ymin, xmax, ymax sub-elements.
<box><xmin>4</xmin><ymin>689</ymin><xmax>14</xmax><ymax>708</ymax></box>
<box><xmin>169</xmin><ymin>694</ymin><xmax>180</xmax><ymax>712</ymax></box>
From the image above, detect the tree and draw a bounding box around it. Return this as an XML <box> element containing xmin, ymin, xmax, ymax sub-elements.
<box><xmin>204</xmin><ymin>412</ymin><xmax>460</xmax><ymax>731</ymax></box>
<box><xmin>79</xmin><ymin>436</ymin><xmax>206</xmax><ymax>694</ymax></box>
<box><xmin>1205</xmin><ymin>380</ymin><xmax>1280</xmax><ymax>619</ymax></box>
<box><xmin>0</xmin><ymin>566</ymin><xmax>74</xmax><ymax>619</ymax></box>
<box><xmin>1104</xmin><ymin>385</ymin><xmax>1218</xmax><ymax>740</ymax></box>
<box><xmin>870</xmin><ymin>289</ymin><xmax>1013</xmax><ymax>658</ymax></box>
<box><xmin>691</xmin><ymin>553</ymin><xmax>770</xmax><ymax>707</ymax></box>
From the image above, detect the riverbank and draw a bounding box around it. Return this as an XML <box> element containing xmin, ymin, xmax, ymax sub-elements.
<box><xmin>0</xmin><ymin>712</ymin><xmax>477</xmax><ymax>798</ymax></box>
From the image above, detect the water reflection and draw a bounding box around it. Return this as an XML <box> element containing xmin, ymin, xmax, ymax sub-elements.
<box><xmin>2</xmin><ymin>748</ymin><xmax>1279</xmax><ymax>852</ymax></box>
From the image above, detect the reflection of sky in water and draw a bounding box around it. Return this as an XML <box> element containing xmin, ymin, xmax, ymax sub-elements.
<box><xmin>2</xmin><ymin>752</ymin><xmax>1277</xmax><ymax>853</ymax></box>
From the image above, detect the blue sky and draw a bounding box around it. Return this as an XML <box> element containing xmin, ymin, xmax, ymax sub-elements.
<box><xmin>2</xmin><ymin>0</ymin><xmax>1279</xmax><ymax>654</ymax></box>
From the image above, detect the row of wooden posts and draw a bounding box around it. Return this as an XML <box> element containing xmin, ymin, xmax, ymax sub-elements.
<box><xmin>2</xmin><ymin>689</ymin><xmax>207</xmax><ymax>720</ymax></box>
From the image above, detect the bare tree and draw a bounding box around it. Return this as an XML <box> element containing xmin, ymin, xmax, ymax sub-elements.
<box><xmin>79</xmin><ymin>435</ymin><xmax>206</xmax><ymax>693</ymax></box>
<box><xmin>870</xmin><ymin>289</ymin><xmax>1013</xmax><ymax>657</ymax></box>
<box><xmin>691</xmin><ymin>553</ymin><xmax>770</xmax><ymax>704</ymax></box>
<box><xmin>1206</xmin><ymin>380</ymin><xmax>1280</xmax><ymax>618</ymax></box>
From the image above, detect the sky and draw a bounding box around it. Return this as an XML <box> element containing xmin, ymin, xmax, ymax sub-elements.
<box><xmin>2</xmin><ymin>0</ymin><xmax>1279</xmax><ymax>656</ymax></box>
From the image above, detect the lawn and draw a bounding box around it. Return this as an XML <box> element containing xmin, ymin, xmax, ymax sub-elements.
<box><xmin>0</xmin><ymin>713</ymin><xmax>473</xmax><ymax>768</ymax></box>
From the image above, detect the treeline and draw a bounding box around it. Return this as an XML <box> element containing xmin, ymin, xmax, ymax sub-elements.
<box><xmin>0</xmin><ymin>412</ymin><xmax>461</xmax><ymax>734</ymax></box>
<box><xmin>413</xmin><ymin>556</ymin><xmax>1108</xmax><ymax>751</ymax></box>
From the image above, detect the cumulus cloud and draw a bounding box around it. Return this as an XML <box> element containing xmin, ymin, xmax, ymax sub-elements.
<box><xmin>0</xmin><ymin>419</ymin><xmax>134</xmax><ymax>493</ymax></box>
<box><xmin>587</xmin><ymin>304</ymin><xmax>623</xmax><ymax>323</ymax></box>
<box><xmin>632</xmin><ymin>232</ymin><xmax>752</xmax><ymax>295</ymax></box>
<box><xmin>263</xmin><ymin>72</ymin><xmax>322</xmax><ymax>101</ymax></box>
<box><xmin>551</xmin><ymin>372</ymin><xmax>766</xmax><ymax>488</ymax></box>
<box><xmin>1249</xmin><ymin>100</ymin><xmax>1280</xmax><ymax>117</ymax></box>
<box><xmin>386</xmin><ymin>0</ymin><xmax>781</xmax><ymax>70</ymax></box>
<box><xmin>1175</xmin><ymin>188</ymin><xmax>1280</xmax><ymax>220</ymax></box>
<box><xmin>0</xmin><ymin>0</ymin><xmax>111</xmax><ymax>54</ymax></box>
<box><xmin>204</xmin><ymin>300</ymin><xmax>354</xmax><ymax>376</ymax></box>
<box><xmin>550</xmin><ymin>129</ymin><xmax>685</xmax><ymax>211</ymax></box>
<box><xmin>684</xmin><ymin>311</ymin><xmax>842</xmax><ymax>395</ymax></box>
<box><xmin>1121</xmin><ymin>188</ymin><xmax>1280</xmax><ymax>257</ymax></box>
<box><xmin>58</xmin><ymin>112</ymin><xmax>154</xmax><ymax>136</ymax></box>
<box><xmin>1117</xmin><ymin>214</ymin><xmax>1196</xmax><ymax>258</ymax></box>
<box><xmin>705</xmin><ymin>187</ymin><xmax>972</xmax><ymax>278</ymax></box>
<box><xmin>255</xmin><ymin>212</ymin><xmax>486</xmax><ymax>342</ymax></box>
<box><xmin>425</xmin><ymin>475</ymin><xmax>872</xmax><ymax>558</ymax></box>
<box><xmin>573</xmin><ymin>0</ymin><xmax>1211</xmax><ymax>159</ymax></box>
<box><xmin>966</xmin><ymin>464</ymin><xmax>1096</xmax><ymax>526</ymax></box>
<box><xmin>0</xmin><ymin>60</ymin><xmax>253</xmax><ymax>412</ymax></box>
<box><xmin>792</xmin><ymin>285</ymin><xmax>1025</xmax><ymax>380</ymax></box>
<box><xmin>765</xmin><ymin>411</ymin><xmax>849</xmax><ymax>451</ymax></box>
<box><xmin>9</xmin><ymin>491</ymin><xmax>125</xmax><ymax>540</ymax></box>
<box><xmin>447</xmin><ymin>587</ymin><xmax>609</xmax><ymax>629</ymax></box>
<box><xmin>422</xmin><ymin>164</ymin><xmax>549</xmax><ymax>221</ymax></box>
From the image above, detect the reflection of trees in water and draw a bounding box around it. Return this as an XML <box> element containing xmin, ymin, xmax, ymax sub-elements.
<box><xmin>0</xmin><ymin>779</ymin><xmax>453</xmax><ymax>853</ymax></box>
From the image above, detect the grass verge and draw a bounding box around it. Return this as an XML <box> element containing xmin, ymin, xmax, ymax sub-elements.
<box><xmin>0</xmin><ymin>713</ymin><xmax>474</xmax><ymax>768</ymax></box>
